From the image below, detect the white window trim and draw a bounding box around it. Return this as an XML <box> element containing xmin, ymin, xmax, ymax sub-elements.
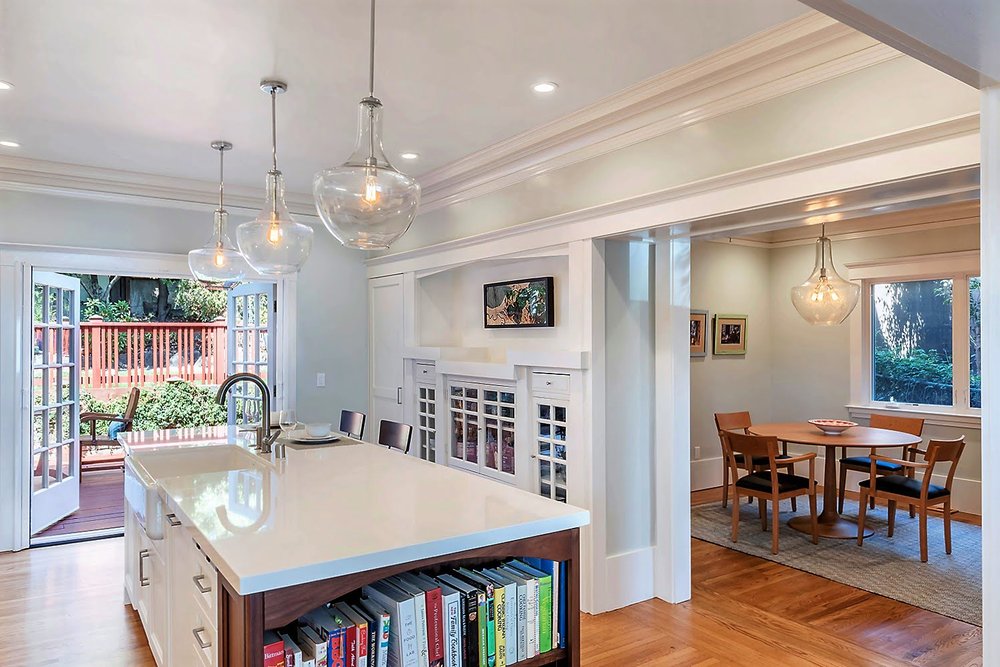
<box><xmin>846</xmin><ymin>250</ymin><xmax>980</xmax><ymax>429</ymax></box>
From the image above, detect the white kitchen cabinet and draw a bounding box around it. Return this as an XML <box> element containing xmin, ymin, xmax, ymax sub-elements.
<box><xmin>533</xmin><ymin>396</ymin><xmax>570</xmax><ymax>503</ymax></box>
<box><xmin>166</xmin><ymin>515</ymin><xmax>218</xmax><ymax>667</ymax></box>
<box><xmin>416</xmin><ymin>382</ymin><xmax>437</xmax><ymax>462</ymax></box>
<box><xmin>133</xmin><ymin>522</ymin><xmax>168</xmax><ymax>666</ymax></box>
<box><xmin>448</xmin><ymin>380</ymin><xmax>516</xmax><ymax>483</ymax></box>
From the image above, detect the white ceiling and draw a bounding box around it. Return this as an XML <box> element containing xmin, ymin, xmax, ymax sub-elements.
<box><xmin>0</xmin><ymin>0</ymin><xmax>808</xmax><ymax>195</ymax></box>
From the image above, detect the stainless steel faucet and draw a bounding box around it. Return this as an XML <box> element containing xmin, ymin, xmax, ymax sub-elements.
<box><xmin>215</xmin><ymin>372</ymin><xmax>281</xmax><ymax>456</ymax></box>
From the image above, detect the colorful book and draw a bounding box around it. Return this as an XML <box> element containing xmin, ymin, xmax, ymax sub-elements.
<box><xmin>333</xmin><ymin>602</ymin><xmax>370</xmax><ymax>667</ymax></box>
<box><xmin>433</xmin><ymin>578</ymin><xmax>463</xmax><ymax>667</ymax></box>
<box><xmin>300</xmin><ymin>608</ymin><xmax>347</xmax><ymax>667</ymax></box>
<box><xmin>484</xmin><ymin>569</ymin><xmax>519</xmax><ymax>664</ymax></box>
<box><xmin>352</xmin><ymin>603</ymin><xmax>380</xmax><ymax>667</ymax></box>
<box><xmin>456</xmin><ymin>569</ymin><xmax>496</xmax><ymax>667</ymax></box>
<box><xmin>389</xmin><ymin>576</ymin><xmax>430</xmax><ymax>667</ymax></box>
<box><xmin>358</xmin><ymin>597</ymin><xmax>392</xmax><ymax>667</ymax></box>
<box><xmin>436</xmin><ymin>573</ymin><xmax>480</xmax><ymax>667</ymax></box>
<box><xmin>525</xmin><ymin>559</ymin><xmax>559</xmax><ymax>650</ymax></box>
<box><xmin>363</xmin><ymin>581</ymin><xmax>419</xmax><ymax>667</ymax></box>
<box><xmin>264</xmin><ymin>630</ymin><xmax>287</xmax><ymax>667</ymax></box>
<box><xmin>297</xmin><ymin>625</ymin><xmax>328</xmax><ymax>667</ymax></box>
<box><xmin>410</xmin><ymin>573</ymin><xmax>446</xmax><ymax>667</ymax></box>
<box><xmin>281</xmin><ymin>632</ymin><xmax>304</xmax><ymax>667</ymax></box>
<box><xmin>492</xmin><ymin>568</ymin><xmax>527</xmax><ymax>663</ymax></box>
<box><xmin>508</xmin><ymin>561</ymin><xmax>552</xmax><ymax>654</ymax></box>
<box><xmin>498</xmin><ymin>566</ymin><xmax>536</xmax><ymax>658</ymax></box>
<box><xmin>557</xmin><ymin>562</ymin><xmax>567</xmax><ymax>649</ymax></box>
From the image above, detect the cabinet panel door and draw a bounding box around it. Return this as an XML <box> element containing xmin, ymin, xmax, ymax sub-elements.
<box><xmin>534</xmin><ymin>398</ymin><xmax>569</xmax><ymax>503</ymax></box>
<box><xmin>370</xmin><ymin>275</ymin><xmax>405</xmax><ymax>436</ymax></box>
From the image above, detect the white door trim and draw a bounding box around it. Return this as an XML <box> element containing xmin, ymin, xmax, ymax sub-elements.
<box><xmin>0</xmin><ymin>243</ymin><xmax>297</xmax><ymax>551</ymax></box>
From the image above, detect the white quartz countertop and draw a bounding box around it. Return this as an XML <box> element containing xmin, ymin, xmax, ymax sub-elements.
<box><xmin>120</xmin><ymin>427</ymin><xmax>589</xmax><ymax>595</ymax></box>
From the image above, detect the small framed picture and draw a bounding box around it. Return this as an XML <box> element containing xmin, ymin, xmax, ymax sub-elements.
<box><xmin>690</xmin><ymin>309</ymin><xmax>708</xmax><ymax>357</ymax></box>
<box><xmin>483</xmin><ymin>276</ymin><xmax>555</xmax><ymax>328</ymax></box>
<box><xmin>713</xmin><ymin>314</ymin><xmax>747</xmax><ymax>355</ymax></box>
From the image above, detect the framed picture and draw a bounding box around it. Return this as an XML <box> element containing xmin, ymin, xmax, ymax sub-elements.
<box><xmin>483</xmin><ymin>276</ymin><xmax>555</xmax><ymax>328</ymax></box>
<box><xmin>713</xmin><ymin>314</ymin><xmax>748</xmax><ymax>355</ymax></box>
<box><xmin>690</xmin><ymin>309</ymin><xmax>708</xmax><ymax>357</ymax></box>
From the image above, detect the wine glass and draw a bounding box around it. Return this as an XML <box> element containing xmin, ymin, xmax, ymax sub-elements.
<box><xmin>278</xmin><ymin>410</ymin><xmax>297</xmax><ymax>435</ymax></box>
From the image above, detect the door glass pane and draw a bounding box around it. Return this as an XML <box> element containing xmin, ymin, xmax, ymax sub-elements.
<box><xmin>452</xmin><ymin>416</ymin><xmax>464</xmax><ymax>458</ymax></box>
<box><xmin>465</xmin><ymin>422</ymin><xmax>478</xmax><ymax>463</ymax></box>
<box><xmin>501</xmin><ymin>428</ymin><xmax>515</xmax><ymax>474</ymax></box>
<box><xmin>538</xmin><ymin>404</ymin><xmax>551</xmax><ymax>420</ymax></box>
<box><xmin>971</xmin><ymin>276</ymin><xmax>981</xmax><ymax>409</ymax></box>
<box><xmin>872</xmin><ymin>279</ymin><xmax>953</xmax><ymax>406</ymax></box>
<box><xmin>484</xmin><ymin>420</ymin><xmax>498</xmax><ymax>470</ymax></box>
<box><xmin>539</xmin><ymin>440</ymin><xmax>551</xmax><ymax>457</ymax></box>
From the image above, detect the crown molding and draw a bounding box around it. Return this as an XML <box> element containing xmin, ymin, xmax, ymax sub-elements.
<box><xmin>0</xmin><ymin>156</ymin><xmax>321</xmax><ymax>219</ymax></box>
<box><xmin>416</xmin><ymin>11</ymin><xmax>903</xmax><ymax>213</ymax></box>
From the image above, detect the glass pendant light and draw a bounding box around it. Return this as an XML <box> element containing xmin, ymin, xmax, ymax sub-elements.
<box><xmin>790</xmin><ymin>224</ymin><xmax>861</xmax><ymax>325</ymax></box>
<box><xmin>313</xmin><ymin>0</ymin><xmax>420</xmax><ymax>249</ymax></box>
<box><xmin>188</xmin><ymin>141</ymin><xmax>249</xmax><ymax>286</ymax></box>
<box><xmin>237</xmin><ymin>80</ymin><xmax>314</xmax><ymax>275</ymax></box>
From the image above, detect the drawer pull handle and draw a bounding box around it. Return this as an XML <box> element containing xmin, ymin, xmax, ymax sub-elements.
<box><xmin>193</xmin><ymin>574</ymin><xmax>213</xmax><ymax>594</ymax></box>
<box><xmin>166</xmin><ymin>514</ymin><xmax>182</xmax><ymax>527</ymax></box>
<box><xmin>138</xmin><ymin>549</ymin><xmax>150</xmax><ymax>587</ymax></box>
<box><xmin>193</xmin><ymin>627</ymin><xmax>212</xmax><ymax>650</ymax></box>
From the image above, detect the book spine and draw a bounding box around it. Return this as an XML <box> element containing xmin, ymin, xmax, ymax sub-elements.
<box><xmin>463</xmin><ymin>590</ymin><xmax>479</xmax><ymax>667</ymax></box>
<box><xmin>346</xmin><ymin>624</ymin><xmax>358</xmax><ymax>667</ymax></box>
<box><xmin>476</xmin><ymin>591</ymin><xmax>488</xmax><ymax>667</ymax></box>
<box><xmin>484</xmin><ymin>584</ymin><xmax>496</xmax><ymax>667</ymax></box>
<box><xmin>494</xmin><ymin>584</ymin><xmax>507</xmax><ymax>667</ymax></box>
<box><xmin>501</xmin><ymin>585</ymin><xmax>516</xmax><ymax>665</ymax></box>
<box><xmin>515</xmin><ymin>585</ymin><xmax>527</xmax><ymax>662</ymax></box>
<box><xmin>264</xmin><ymin>638</ymin><xmax>287</xmax><ymax>667</ymax></box>
<box><xmin>377</xmin><ymin>613</ymin><xmax>391</xmax><ymax>667</ymax></box>
<box><xmin>444</xmin><ymin>595</ymin><xmax>461</xmax><ymax>667</ymax></box>
<box><xmin>558</xmin><ymin>562</ymin><xmax>567</xmax><ymax>650</ymax></box>
<box><xmin>415</xmin><ymin>593</ymin><xmax>430</xmax><ymax>667</ymax></box>
<box><xmin>527</xmin><ymin>580</ymin><xmax>538</xmax><ymax>658</ymax></box>
<box><xmin>426</xmin><ymin>588</ymin><xmax>444</xmax><ymax>667</ymax></box>
<box><xmin>331</xmin><ymin>627</ymin><xmax>348</xmax><ymax>667</ymax></box>
<box><xmin>537</xmin><ymin>576</ymin><xmax>552</xmax><ymax>654</ymax></box>
<box><xmin>358</xmin><ymin>621</ymin><xmax>369</xmax><ymax>667</ymax></box>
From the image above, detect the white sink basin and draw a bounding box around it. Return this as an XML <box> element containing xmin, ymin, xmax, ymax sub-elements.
<box><xmin>125</xmin><ymin>444</ymin><xmax>265</xmax><ymax>539</ymax></box>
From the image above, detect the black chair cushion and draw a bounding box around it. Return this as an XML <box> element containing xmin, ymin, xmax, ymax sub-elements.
<box><xmin>840</xmin><ymin>455</ymin><xmax>904</xmax><ymax>473</ymax></box>
<box><xmin>734</xmin><ymin>453</ymin><xmax>794</xmax><ymax>467</ymax></box>
<box><xmin>858</xmin><ymin>474</ymin><xmax>949</xmax><ymax>499</ymax></box>
<box><xmin>735</xmin><ymin>472</ymin><xmax>811</xmax><ymax>494</ymax></box>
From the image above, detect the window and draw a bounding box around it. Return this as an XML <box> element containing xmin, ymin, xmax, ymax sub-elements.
<box><xmin>851</xmin><ymin>251</ymin><xmax>980</xmax><ymax>417</ymax></box>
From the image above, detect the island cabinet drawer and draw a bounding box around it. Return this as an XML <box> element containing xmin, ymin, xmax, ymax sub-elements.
<box><xmin>188</xmin><ymin>604</ymin><xmax>218</xmax><ymax>667</ymax></box>
<box><xmin>531</xmin><ymin>371</ymin><xmax>571</xmax><ymax>395</ymax></box>
<box><xmin>182</xmin><ymin>538</ymin><xmax>218</xmax><ymax>621</ymax></box>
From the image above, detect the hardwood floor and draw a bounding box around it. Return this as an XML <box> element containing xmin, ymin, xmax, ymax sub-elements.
<box><xmin>0</xmin><ymin>505</ymin><xmax>982</xmax><ymax>666</ymax></box>
<box><xmin>34</xmin><ymin>469</ymin><xmax>125</xmax><ymax>539</ymax></box>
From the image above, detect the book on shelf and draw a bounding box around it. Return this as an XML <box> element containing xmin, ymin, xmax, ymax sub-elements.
<box><xmin>409</xmin><ymin>572</ymin><xmax>446</xmax><ymax>667</ymax></box>
<box><xmin>297</xmin><ymin>625</ymin><xmax>328</xmax><ymax>667</ymax></box>
<box><xmin>436</xmin><ymin>573</ymin><xmax>481</xmax><ymax>667</ymax></box>
<box><xmin>358</xmin><ymin>597</ymin><xmax>392</xmax><ymax>667</ymax></box>
<box><xmin>388</xmin><ymin>576</ymin><xmax>430</xmax><ymax>667</ymax></box>
<box><xmin>557</xmin><ymin>562</ymin><xmax>567</xmax><ymax>650</ymax></box>
<box><xmin>264</xmin><ymin>630</ymin><xmax>287</xmax><ymax>667</ymax></box>
<box><xmin>506</xmin><ymin>560</ymin><xmax>552</xmax><ymax>654</ymax></box>
<box><xmin>332</xmin><ymin>602</ymin><xmax>371</xmax><ymax>667</ymax></box>
<box><xmin>300</xmin><ymin>607</ymin><xmax>347</xmax><ymax>667</ymax></box>
<box><xmin>432</xmin><ymin>578</ymin><xmax>464</xmax><ymax>667</ymax></box>
<box><xmin>353</xmin><ymin>602</ymin><xmax>381</xmax><ymax>667</ymax></box>
<box><xmin>497</xmin><ymin>566</ymin><xmax>537</xmax><ymax>659</ymax></box>
<box><xmin>489</xmin><ymin>567</ymin><xmax>527</xmax><ymax>663</ymax></box>
<box><xmin>363</xmin><ymin>580</ymin><xmax>420</xmax><ymax>667</ymax></box>
<box><xmin>483</xmin><ymin>569</ymin><xmax>519</xmax><ymax>665</ymax></box>
<box><xmin>454</xmin><ymin>568</ymin><xmax>496</xmax><ymax>667</ymax></box>
<box><xmin>524</xmin><ymin>559</ymin><xmax>559</xmax><ymax>650</ymax></box>
<box><xmin>281</xmin><ymin>632</ymin><xmax>305</xmax><ymax>667</ymax></box>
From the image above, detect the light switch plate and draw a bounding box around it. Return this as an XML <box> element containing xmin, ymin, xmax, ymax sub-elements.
<box><xmin>316</xmin><ymin>372</ymin><xmax>326</xmax><ymax>388</ymax></box>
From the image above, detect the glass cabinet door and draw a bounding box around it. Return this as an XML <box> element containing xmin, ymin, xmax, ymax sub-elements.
<box><xmin>535</xmin><ymin>398</ymin><xmax>568</xmax><ymax>502</ymax></box>
<box><xmin>449</xmin><ymin>384</ymin><xmax>480</xmax><ymax>468</ymax></box>
<box><xmin>417</xmin><ymin>384</ymin><xmax>436</xmax><ymax>462</ymax></box>
<box><xmin>483</xmin><ymin>388</ymin><xmax>516</xmax><ymax>479</ymax></box>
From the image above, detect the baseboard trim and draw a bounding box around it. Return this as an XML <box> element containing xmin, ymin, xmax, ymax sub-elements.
<box><xmin>597</xmin><ymin>547</ymin><xmax>655</xmax><ymax>613</ymax></box>
<box><xmin>692</xmin><ymin>456</ymin><xmax>723</xmax><ymax>491</ymax></box>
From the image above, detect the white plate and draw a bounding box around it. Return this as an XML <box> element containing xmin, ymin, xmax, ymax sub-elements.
<box><xmin>286</xmin><ymin>429</ymin><xmax>340</xmax><ymax>444</ymax></box>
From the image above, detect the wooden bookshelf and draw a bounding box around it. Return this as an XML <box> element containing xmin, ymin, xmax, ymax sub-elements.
<box><xmin>218</xmin><ymin>527</ymin><xmax>581</xmax><ymax>667</ymax></box>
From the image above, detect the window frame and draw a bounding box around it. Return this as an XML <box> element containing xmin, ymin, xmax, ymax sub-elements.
<box><xmin>847</xmin><ymin>250</ymin><xmax>980</xmax><ymax>427</ymax></box>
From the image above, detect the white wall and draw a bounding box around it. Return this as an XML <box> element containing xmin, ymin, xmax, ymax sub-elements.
<box><xmin>0</xmin><ymin>189</ymin><xmax>369</xmax><ymax>423</ymax></box>
<box><xmin>689</xmin><ymin>241</ymin><xmax>774</xmax><ymax>489</ymax></box>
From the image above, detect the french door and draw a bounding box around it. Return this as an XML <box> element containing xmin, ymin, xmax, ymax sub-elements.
<box><xmin>227</xmin><ymin>282</ymin><xmax>277</xmax><ymax>424</ymax></box>
<box><xmin>30</xmin><ymin>272</ymin><xmax>82</xmax><ymax>534</ymax></box>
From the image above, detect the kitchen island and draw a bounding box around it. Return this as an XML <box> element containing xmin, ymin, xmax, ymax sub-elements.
<box><xmin>120</xmin><ymin>427</ymin><xmax>590</xmax><ymax>667</ymax></box>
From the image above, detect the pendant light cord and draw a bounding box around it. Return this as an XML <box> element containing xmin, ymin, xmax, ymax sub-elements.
<box><xmin>270</xmin><ymin>89</ymin><xmax>278</xmax><ymax>173</ymax></box>
<box><xmin>821</xmin><ymin>223</ymin><xmax>826</xmax><ymax>271</ymax></box>
<box><xmin>368</xmin><ymin>0</ymin><xmax>376</xmax><ymax>98</ymax></box>
<box><xmin>218</xmin><ymin>146</ymin><xmax>225</xmax><ymax>211</ymax></box>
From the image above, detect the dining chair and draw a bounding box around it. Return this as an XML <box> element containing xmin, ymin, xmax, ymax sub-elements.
<box><xmin>838</xmin><ymin>414</ymin><xmax>924</xmax><ymax>514</ymax></box>
<box><xmin>856</xmin><ymin>436</ymin><xmax>964</xmax><ymax>562</ymax></box>
<box><xmin>714</xmin><ymin>411</ymin><xmax>797</xmax><ymax>510</ymax></box>
<box><xmin>79</xmin><ymin>386</ymin><xmax>141</xmax><ymax>473</ymax></box>
<box><xmin>378</xmin><ymin>419</ymin><xmax>413</xmax><ymax>454</ymax></box>
<box><xmin>722</xmin><ymin>430</ymin><xmax>818</xmax><ymax>554</ymax></box>
<box><xmin>339</xmin><ymin>409</ymin><xmax>367</xmax><ymax>440</ymax></box>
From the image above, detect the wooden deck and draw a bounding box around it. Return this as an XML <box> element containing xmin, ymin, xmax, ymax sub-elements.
<box><xmin>33</xmin><ymin>469</ymin><xmax>124</xmax><ymax>539</ymax></box>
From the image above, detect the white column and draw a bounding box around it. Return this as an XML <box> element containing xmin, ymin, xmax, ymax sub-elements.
<box><xmin>981</xmin><ymin>86</ymin><xmax>1000</xmax><ymax>664</ymax></box>
<box><xmin>653</xmin><ymin>230</ymin><xmax>692</xmax><ymax>602</ymax></box>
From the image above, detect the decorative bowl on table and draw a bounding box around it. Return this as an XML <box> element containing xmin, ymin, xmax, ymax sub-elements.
<box><xmin>808</xmin><ymin>419</ymin><xmax>858</xmax><ymax>435</ymax></box>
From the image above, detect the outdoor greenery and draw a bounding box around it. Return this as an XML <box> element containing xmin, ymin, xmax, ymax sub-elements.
<box><xmin>82</xmin><ymin>380</ymin><xmax>227</xmax><ymax>432</ymax></box>
<box><xmin>873</xmin><ymin>348</ymin><xmax>954</xmax><ymax>405</ymax></box>
<box><xmin>83</xmin><ymin>298</ymin><xmax>144</xmax><ymax>322</ymax></box>
<box><xmin>174</xmin><ymin>279</ymin><xmax>227</xmax><ymax>322</ymax></box>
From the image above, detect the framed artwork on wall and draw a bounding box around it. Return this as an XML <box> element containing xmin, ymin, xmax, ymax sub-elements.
<box><xmin>690</xmin><ymin>309</ymin><xmax>708</xmax><ymax>357</ymax></box>
<box><xmin>483</xmin><ymin>276</ymin><xmax>555</xmax><ymax>328</ymax></box>
<box><xmin>713</xmin><ymin>314</ymin><xmax>748</xmax><ymax>355</ymax></box>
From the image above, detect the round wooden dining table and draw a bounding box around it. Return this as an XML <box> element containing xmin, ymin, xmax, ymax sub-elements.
<box><xmin>747</xmin><ymin>422</ymin><xmax>922</xmax><ymax>539</ymax></box>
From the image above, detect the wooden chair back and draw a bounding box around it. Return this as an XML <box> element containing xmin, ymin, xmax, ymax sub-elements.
<box><xmin>122</xmin><ymin>387</ymin><xmax>141</xmax><ymax>431</ymax></box>
<box><xmin>715</xmin><ymin>411</ymin><xmax>752</xmax><ymax>433</ymax></box>
<box><xmin>921</xmin><ymin>437</ymin><xmax>966</xmax><ymax>494</ymax></box>
<box><xmin>378</xmin><ymin>419</ymin><xmax>413</xmax><ymax>454</ymax></box>
<box><xmin>723</xmin><ymin>430</ymin><xmax>780</xmax><ymax>477</ymax></box>
<box><xmin>850</xmin><ymin>413</ymin><xmax>924</xmax><ymax>460</ymax></box>
<box><xmin>340</xmin><ymin>410</ymin><xmax>366</xmax><ymax>439</ymax></box>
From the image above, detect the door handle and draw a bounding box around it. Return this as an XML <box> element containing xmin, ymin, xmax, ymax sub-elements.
<box><xmin>397</xmin><ymin>387</ymin><xmax>403</xmax><ymax>405</ymax></box>
<box><xmin>193</xmin><ymin>574</ymin><xmax>212</xmax><ymax>594</ymax></box>
<box><xmin>138</xmin><ymin>549</ymin><xmax>150</xmax><ymax>587</ymax></box>
<box><xmin>166</xmin><ymin>513</ymin><xmax>182</xmax><ymax>527</ymax></box>
<box><xmin>193</xmin><ymin>627</ymin><xmax>212</xmax><ymax>650</ymax></box>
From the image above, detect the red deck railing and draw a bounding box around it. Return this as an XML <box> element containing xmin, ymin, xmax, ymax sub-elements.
<box><xmin>80</xmin><ymin>317</ymin><xmax>227</xmax><ymax>390</ymax></box>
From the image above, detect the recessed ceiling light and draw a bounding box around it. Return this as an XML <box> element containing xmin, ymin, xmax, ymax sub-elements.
<box><xmin>532</xmin><ymin>81</ymin><xmax>558</xmax><ymax>94</ymax></box>
<box><xmin>0</xmin><ymin>140</ymin><xmax>20</xmax><ymax>148</ymax></box>
<box><xmin>0</xmin><ymin>81</ymin><xmax>13</xmax><ymax>91</ymax></box>
<box><xmin>400</xmin><ymin>152</ymin><xmax>419</xmax><ymax>160</ymax></box>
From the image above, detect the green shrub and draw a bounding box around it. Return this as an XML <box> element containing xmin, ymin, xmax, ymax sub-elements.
<box><xmin>873</xmin><ymin>348</ymin><xmax>953</xmax><ymax>404</ymax></box>
<box><xmin>83</xmin><ymin>299</ymin><xmax>139</xmax><ymax>322</ymax></box>
<box><xmin>82</xmin><ymin>380</ymin><xmax>227</xmax><ymax>433</ymax></box>
<box><xmin>174</xmin><ymin>280</ymin><xmax>227</xmax><ymax>322</ymax></box>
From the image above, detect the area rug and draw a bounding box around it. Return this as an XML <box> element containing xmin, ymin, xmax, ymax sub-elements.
<box><xmin>691</xmin><ymin>498</ymin><xmax>982</xmax><ymax>625</ymax></box>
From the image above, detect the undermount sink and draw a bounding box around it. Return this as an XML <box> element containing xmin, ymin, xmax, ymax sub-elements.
<box><xmin>125</xmin><ymin>444</ymin><xmax>265</xmax><ymax>539</ymax></box>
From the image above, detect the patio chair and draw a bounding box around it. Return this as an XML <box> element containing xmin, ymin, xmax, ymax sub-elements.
<box><xmin>79</xmin><ymin>387</ymin><xmax>140</xmax><ymax>472</ymax></box>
